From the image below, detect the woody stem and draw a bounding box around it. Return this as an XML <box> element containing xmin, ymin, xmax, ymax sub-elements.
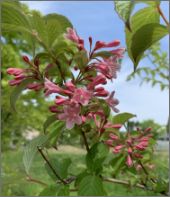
<box><xmin>37</xmin><ymin>146</ymin><xmax>67</xmax><ymax>184</ymax></box>
<box><xmin>81</xmin><ymin>131</ymin><xmax>90</xmax><ymax>152</ymax></box>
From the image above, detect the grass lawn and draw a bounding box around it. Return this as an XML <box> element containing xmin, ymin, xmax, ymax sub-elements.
<box><xmin>1</xmin><ymin>145</ymin><xmax>169</xmax><ymax>196</ymax></box>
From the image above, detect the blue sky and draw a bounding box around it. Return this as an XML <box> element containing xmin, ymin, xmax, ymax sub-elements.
<box><xmin>22</xmin><ymin>1</ymin><xmax>169</xmax><ymax>125</ymax></box>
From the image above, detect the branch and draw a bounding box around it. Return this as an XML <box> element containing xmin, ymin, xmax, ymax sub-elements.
<box><xmin>26</xmin><ymin>175</ymin><xmax>47</xmax><ymax>187</ymax></box>
<box><xmin>81</xmin><ymin>131</ymin><xmax>90</xmax><ymax>152</ymax></box>
<box><xmin>157</xmin><ymin>5</ymin><xmax>170</xmax><ymax>27</ymax></box>
<box><xmin>102</xmin><ymin>177</ymin><xmax>145</xmax><ymax>189</ymax></box>
<box><xmin>37</xmin><ymin>146</ymin><xmax>67</xmax><ymax>185</ymax></box>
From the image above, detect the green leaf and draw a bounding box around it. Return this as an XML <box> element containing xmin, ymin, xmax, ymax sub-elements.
<box><xmin>23</xmin><ymin>135</ymin><xmax>49</xmax><ymax>174</ymax></box>
<box><xmin>131</xmin><ymin>24</ymin><xmax>168</xmax><ymax>69</ymax></box>
<box><xmin>78</xmin><ymin>175</ymin><xmax>106</xmax><ymax>196</ymax></box>
<box><xmin>39</xmin><ymin>184</ymin><xmax>70</xmax><ymax>196</ymax></box>
<box><xmin>112</xmin><ymin>112</ymin><xmax>136</xmax><ymax>124</ymax></box>
<box><xmin>43</xmin><ymin>115</ymin><xmax>57</xmax><ymax>133</ymax></box>
<box><xmin>45</xmin><ymin>121</ymin><xmax>65</xmax><ymax>148</ymax></box>
<box><xmin>30</xmin><ymin>12</ymin><xmax>72</xmax><ymax>48</ymax></box>
<box><xmin>45</xmin><ymin>157</ymin><xmax>71</xmax><ymax>181</ymax></box>
<box><xmin>2</xmin><ymin>2</ymin><xmax>31</xmax><ymax>29</ymax></box>
<box><xmin>44</xmin><ymin>13</ymin><xmax>72</xmax><ymax>47</ymax></box>
<box><xmin>110</xmin><ymin>154</ymin><xmax>126</xmax><ymax>176</ymax></box>
<box><xmin>39</xmin><ymin>185</ymin><xmax>58</xmax><ymax>196</ymax></box>
<box><xmin>124</xmin><ymin>6</ymin><xmax>162</xmax><ymax>69</ymax></box>
<box><xmin>10</xmin><ymin>78</ymin><xmax>36</xmax><ymax>111</ymax></box>
<box><xmin>114</xmin><ymin>1</ymin><xmax>135</xmax><ymax>30</ymax></box>
<box><xmin>73</xmin><ymin>50</ymin><xmax>88</xmax><ymax>70</ymax></box>
<box><xmin>86</xmin><ymin>142</ymin><xmax>109</xmax><ymax>173</ymax></box>
<box><xmin>57</xmin><ymin>185</ymin><xmax>70</xmax><ymax>196</ymax></box>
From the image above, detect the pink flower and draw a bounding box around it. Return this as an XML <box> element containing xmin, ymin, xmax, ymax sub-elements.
<box><xmin>87</xmin><ymin>74</ymin><xmax>107</xmax><ymax>90</ymax></box>
<box><xmin>113</xmin><ymin>145</ymin><xmax>123</xmax><ymax>153</ymax></box>
<box><xmin>65</xmin><ymin>81</ymin><xmax>76</xmax><ymax>92</ymax></box>
<box><xmin>109</xmin><ymin>133</ymin><xmax>118</xmax><ymax>140</ymax></box>
<box><xmin>126</xmin><ymin>155</ymin><xmax>133</xmax><ymax>167</ymax></box>
<box><xmin>94</xmin><ymin>40</ymin><xmax>120</xmax><ymax>51</ymax></box>
<box><xmin>135</xmin><ymin>141</ymin><xmax>148</xmax><ymax>151</ymax></box>
<box><xmin>106</xmin><ymin>91</ymin><xmax>119</xmax><ymax>113</ymax></box>
<box><xmin>7</xmin><ymin>68</ymin><xmax>24</xmax><ymax>76</ymax></box>
<box><xmin>105</xmin><ymin>139</ymin><xmax>113</xmax><ymax>146</ymax></box>
<box><xmin>104</xmin><ymin>122</ymin><xmax>122</xmax><ymax>129</ymax></box>
<box><xmin>49</xmin><ymin>105</ymin><xmax>61</xmax><ymax>113</ymax></box>
<box><xmin>94</xmin><ymin>56</ymin><xmax>121</xmax><ymax>79</ymax></box>
<box><xmin>94</xmin><ymin>88</ymin><xmax>109</xmax><ymax>97</ymax></box>
<box><xmin>110</xmin><ymin>48</ymin><xmax>125</xmax><ymax>58</ymax></box>
<box><xmin>9</xmin><ymin>79</ymin><xmax>23</xmax><ymax>86</ymax></box>
<box><xmin>72</xmin><ymin>88</ymin><xmax>92</xmax><ymax>106</ymax></box>
<box><xmin>55</xmin><ymin>96</ymin><xmax>69</xmax><ymax>105</ymax></box>
<box><xmin>44</xmin><ymin>78</ymin><xmax>62</xmax><ymax>96</ymax></box>
<box><xmin>27</xmin><ymin>83</ymin><xmax>43</xmax><ymax>91</ymax></box>
<box><xmin>58</xmin><ymin>103</ymin><xmax>82</xmax><ymax>129</ymax></box>
<box><xmin>65</xmin><ymin>28</ymin><xmax>84</xmax><ymax>50</ymax></box>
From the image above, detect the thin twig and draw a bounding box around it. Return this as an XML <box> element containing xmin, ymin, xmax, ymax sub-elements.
<box><xmin>81</xmin><ymin>131</ymin><xmax>90</xmax><ymax>152</ymax></box>
<box><xmin>37</xmin><ymin>146</ymin><xmax>67</xmax><ymax>185</ymax></box>
<box><xmin>26</xmin><ymin>175</ymin><xmax>47</xmax><ymax>187</ymax></box>
<box><xmin>103</xmin><ymin>177</ymin><xmax>145</xmax><ymax>189</ymax></box>
<box><xmin>157</xmin><ymin>5</ymin><xmax>170</xmax><ymax>27</ymax></box>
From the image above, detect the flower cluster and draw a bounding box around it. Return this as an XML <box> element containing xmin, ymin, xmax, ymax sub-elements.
<box><xmin>7</xmin><ymin>57</ymin><xmax>43</xmax><ymax>91</ymax></box>
<box><xmin>44</xmin><ymin>28</ymin><xmax>125</xmax><ymax>129</ymax></box>
<box><xmin>7</xmin><ymin>28</ymin><xmax>125</xmax><ymax>130</ymax></box>
<box><xmin>105</xmin><ymin>127</ymin><xmax>153</xmax><ymax>168</ymax></box>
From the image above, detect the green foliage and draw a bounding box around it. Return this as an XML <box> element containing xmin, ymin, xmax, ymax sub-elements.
<box><xmin>130</xmin><ymin>23</ymin><xmax>168</xmax><ymax>68</ymax></box>
<box><xmin>23</xmin><ymin>135</ymin><xmax>49</xmax><ymax>174</ymax></box>
<box><xmin>10</xmin><ymin>78</ymin><xmax>37</xmax><ymax>111</ymax></box>
<box><xmin>114</xmin><ymin>0</ymin><xmax>169</xmax><ymax>70</ymax></box>
<box><xmin>43</xmin><ymin>115</ymin><xmax>58</xmax><ymax>133</ymax></box>
<box><xmin>86</xmin><ymin>142</ymin><xmax>109</xmax><ymax>174</ymax></box>
<box><xmin>38</xmin><ymin>185</ymin><xmax>58</xmax><ymax>196</ymax></box>
<box><xmin>114</xmin><ymin>1</ymin><xmax>135</xmax><ymax>31</ymax></box>
<box><xmin>110</xmin><ymin>154</ymin><xmax>126</xmax><ymax>176</ymax></box>
<box><xmin>73</xmin><ymin>50</ymin><xmax>89</xmax><ymax>70</ymax></box>
<box><xmin>78</xmin><ymin>175</ymin><xmax>106</xmax><ymax>196</ymax></box>
<box><xmin>112</xmin><ymin>112</ymin><xmax>136</xmax><ymax>124</ymax></box>
<box><xmin>45</xmin><ymin>157</ymin><xmax>71</xmax><ymax>180</ymax></box>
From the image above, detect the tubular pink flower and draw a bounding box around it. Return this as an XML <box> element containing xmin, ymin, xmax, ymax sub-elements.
<box><xmin>65</xmin><ymin>81</ymin><xmax>76</xmax><ymax>92</ymax></box>
<box><xmin>110</xmin><ymin>48</ymin><xmax>125</xmax><ymax>58</ymax></box>
<box><xmin>127</xmin><ymin>147</ymin><xmax>132</xmax><ymax>154</ymax></box>
<box><xmin>113</xmin><ymin>145</ymin><xmax>123</xmax><ymax>153</ymax></box>
<box><xmin>55</xmin><ymin>96</ymin><xmax>69</xmax><ymax>105</ymax></box>
<box><xmin>7</xmin><ymin>68</ymin><xmax>24</xmax><ymax>76</ymax></box>
<box><xmin>87</xmin><ymin>74</ymin><xmax>107</xmax><ymax>90</ymax></box>
<box><xmin>104</xmin><ymin>123</ymin><xmax>122</xmax><ymax>129</ymax></box>
<box><xmin>105</xmin><ymin>139</ymin><xmax>114</xmax><ymax>146</ymax></box>
<box><xmin>126</xmin><ymin>155</ymin><xmax>133</xmax><ymax>167</ymax></box>
<box><xmin>49</xmin><ymin>106</ymin><xmax>61</xmax><ymax>113</ymax></box>
<box><xmin>9</xmin><ymin>79</ymin><xmax>23</xmax><ymax>86</ymax></box>
<box><xmin>27</xmin><ymin>83</ymin><xmax>43</xmax><ymax>91</ymax></box>
<box><xmin>72</xmin><ymin>88</ymin><xmax>92</xmax><ymax>106</ymax></box>
<box><xmin>65</xmin><ymin>28</ymin><xmax>84</xmax><ymax>50</ymax></box>
<box><xmin>106</xmin><ymin>91</ymin><xmax>119</xmax><ymax>113</ymax></box>
<box><xmin>94</xmin><ymin>40</ymin><xmax>120</xmax><ymax>51</ymax></box>
<box><xmin>44</xmin><ymin>78</ymin><xmax>62</xmax><ymax>96</ymax></box>
<box><xmin>58</xmin><ymin>103</ymin><xmax>82</xmax><ymax>129</ymax></box>
<box><xmin>94</xmin><ymin>56</ymin><xmax>121</xmax><ymax>79</ymax></box>
<box><xmin>109</xmin><ymin>133</ymin><xmax>118</xmax><ymax>140</ymax></box>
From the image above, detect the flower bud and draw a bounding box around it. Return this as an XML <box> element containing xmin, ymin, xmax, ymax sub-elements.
<box><xmin>22</xmin><ymin>56</ymin><xmax>30</xmax><ymax>63</ymax></box>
